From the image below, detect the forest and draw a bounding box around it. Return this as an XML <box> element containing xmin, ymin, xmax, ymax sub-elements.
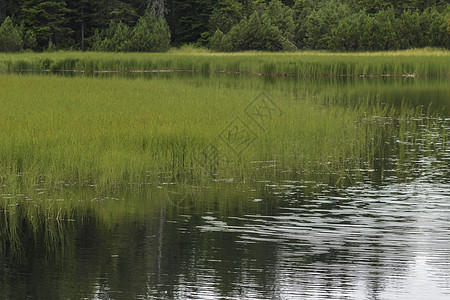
<box><xmin>0</xmin><ymin>0</ymin><xmax>449</xmax><ymax>52</ymax></box>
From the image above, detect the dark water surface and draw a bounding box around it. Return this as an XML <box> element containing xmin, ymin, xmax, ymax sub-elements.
<box><xmin>1</xmin><ymin>75</ymin><xmax>449</xmax><ymax>299</ymax></box>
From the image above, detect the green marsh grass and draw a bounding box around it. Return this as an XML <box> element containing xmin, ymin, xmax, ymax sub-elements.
<box><xmin>0</xmin><ymin>48</ymin><xmax>449</xmax><ymax>76</ymax></box>
<box><xmin>0</xmin><ymin>73</ymin><xmax>405</xmax><ymax>191</ymax></box>
<box><xmin>1</xmin><ymin>73</ymin><xmax>444</xmax><ymax>191</ymax></box>
<box><xmin>1</xmin><ymin>72</ymin><xmax>448</xmax><ymax>256</ymax></box>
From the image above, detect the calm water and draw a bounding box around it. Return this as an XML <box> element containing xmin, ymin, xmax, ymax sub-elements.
<box><xmin>1</xmin><ymin>75</ymin><xmax>449</xmax><ymax>299</ymax></box>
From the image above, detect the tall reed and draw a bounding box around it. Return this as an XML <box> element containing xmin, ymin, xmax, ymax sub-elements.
<box><xmin>0</xmin><ymin>48</ymin><xmax>449</xmax><ymax>76</ymax></box>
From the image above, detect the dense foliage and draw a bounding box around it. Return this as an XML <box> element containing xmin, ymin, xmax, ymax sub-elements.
<box><xmin>0</xmin><ymin>0</ymin><xmax>449</xmax><ymax>52</ymax></box>
<box><xmin>0</xmin><ymin>16</ymin><xmax>23</xmax><ymax>52</ymax></box>
<box><xmin>90</xmin><ymin>12</ymin><xmax>171</xmax><ymax>52</ymax></box>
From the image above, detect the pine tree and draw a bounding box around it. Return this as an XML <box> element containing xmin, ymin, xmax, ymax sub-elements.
<box><xmin>131</xmin><ymin>11</ymin><xmax>171</xmax><ymax>51</ymax></box>
<box><xmin>19</xmin><ymin>0</ymin><xmax>73</xmax><ymax>49</ymax></box>
<box><xmin>0</xmin><ymin>16</ymin><xmax>23</xmax><ymax>51</ymax></box>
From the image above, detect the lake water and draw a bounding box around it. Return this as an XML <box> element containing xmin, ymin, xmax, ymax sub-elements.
<box><xmin>1</xmin><ymin>74</ymin><xmax>449</xmax><ymax>299</ymax></box>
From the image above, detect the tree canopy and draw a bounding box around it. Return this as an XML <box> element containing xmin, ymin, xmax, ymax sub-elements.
<box><xmin>0</xmin><ymin>0</ymin><xmax>449</xmax><ymax>52</ymax></box>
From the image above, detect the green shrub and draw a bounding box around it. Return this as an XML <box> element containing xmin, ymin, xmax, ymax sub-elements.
<box><xmin>130</xmin><ymin>12</ymin><xmax>171</xmax><ymax>52</ymax></box>
<box><xmin>360</xmin><ymin>8</ymin><xmax>399</xmax><ymax>51</ymax></box>
<box><xmin>243</xmin><ymin>12</ymin><xmax>284</xmax><ymax>51</ymax></box>
<box><xmin>0</xmin><ymin>17</ymin><xmax>23</xmax><ymax>52</ymax></box>
<box><xmin>293</xmin><ymin>0</ymin><xmax>317</xmax><ymax>48</ymax></box>
<box><xmin>267</xmin><ymin>0</ymin><xmax>296</xmax><ymax>42</ymax></box>
<box><xmin>330</xmin><ymin>13</ymin><xmax>367</xmax><ymax>51</ymax></box>
<box><xmin>209</xmin><ymin>7</ymin><xmax>241</xmax><ymax>34</ymax></box>
<box><xmin>23</xmin><ymin>30</ymin><xmax>37</xmax><ymax>50</ymax></box>
<box><xmin>423</xmin><ymin>8</ymin><xmax>450</xmax><ymax>48</ymax></box>
<box><xmin>359</xmin><ymin>15</ymin><xmax>381</xmax><ymax>51</ymax></box>
<box><xmin>209</xmin><ymin>29</ymin><xmax>225</xmax><ymax>51</ymax></box>
<box><xmin>91</xmin><ymin>20</ymin><xmax>132</xmax><ymax>52</ymax></box>
<box><xmin>396</xmin><ymin>10</ymin><xmax>423</xmax><ymax>49</ymax></box>
<box><xmin>303</xmin><ymin>0</ymin><xmax>351</xmax><ymax>50</ymax></box>
<box><xmin>207</xmin><ymin>0</ymin><xmax>297</xmax><ymax>52</ymax></box>
<box><xmin>376</xmin><ymin>8</ymin><xmax>400</xmax><ymax>50</ymax></box>
<box><xmin>91</xmin><ymin>11</ymin><xmax>171</xmax><ymax>52</ymax></box>
<box><xmin>208</xmin><ymin>10</ymin><xmax>295</xmax><ymax>51</ymax></box>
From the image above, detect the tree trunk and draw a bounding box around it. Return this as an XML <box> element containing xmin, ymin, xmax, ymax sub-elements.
<box><xmin>147</xmin><ymin>0</ymin><xmax>168</xmax><ymax>19</ymax></box>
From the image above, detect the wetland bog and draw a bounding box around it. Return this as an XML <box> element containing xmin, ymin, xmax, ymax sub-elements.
<box><xmin>0</xmin><ymin>54</ymin><xmax>449</xmax><ymax>299</ymax></box>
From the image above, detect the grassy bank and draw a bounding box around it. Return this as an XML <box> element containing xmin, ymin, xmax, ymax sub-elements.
<box><xmin>0</xmin><ymin>49</ymin><xmax>449</xmax><ymax>76</ymax></box>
